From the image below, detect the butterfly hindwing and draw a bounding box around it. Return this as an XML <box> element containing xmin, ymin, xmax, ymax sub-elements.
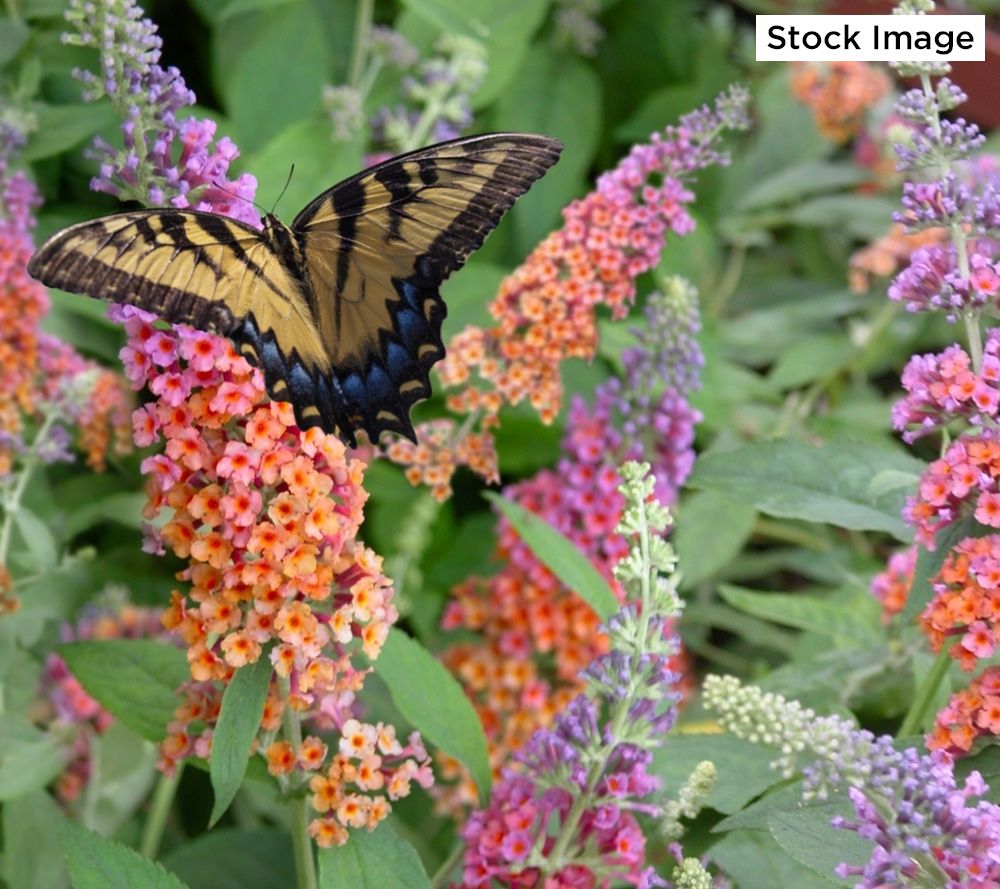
<box><xmin>290</xmin><ymin>133</ymin><xmax>562</xmax><ymax>443</ymax></box>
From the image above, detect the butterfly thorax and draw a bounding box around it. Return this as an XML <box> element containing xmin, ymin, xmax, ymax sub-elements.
<box><xmin>262</xmin><ymin>213</ymin><xmax>305</xmax><ymax>271</ymax></box>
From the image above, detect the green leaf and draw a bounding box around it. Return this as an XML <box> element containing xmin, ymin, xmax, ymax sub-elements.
<box><xmin>759</xmin><ymin>641</ymin><xmax>894</xmax><ymax>708</ymax></box>
<box><xmin>209</xmin><ymin>654</ymin><xmax>273</xmax><ymax>826</ymax></box>
<box><xmin>213</xmin><ymin>1</ymin><xmax>332</xmax><ymax>153</ymax></box>
<box><xmin>60</xmin><ymin>820</ymin><xmax>191</xmax><ymax>889</ymax></box>
<box><xmin>786</xmin><ymin>194</ymin><xmax>901</xmax><ymax>240</ymax></box>
<box><xmin>57</xmin><ymin>640</ymin><xmax>189</xmax><ymax>741</ymax></box>
<box><xmin>13</xmin><ymin>506</ymin><xmax>58</xmax><ymax>570</ymax></box>
<box><xmin>715</xmin><ymin>783</ymin><xmax>804</xmax><ymax>833</ymax></box>
<box><xmin>23</xmin><ymin>0</ymin><xmax>71</xmax><ymax>18</ymax></box>
<box><xmin>440</xmin><ymin>260</ymin><xmax>506</xmax><ymax>342</ymax></box>
<box><xmin>85</xmin><ymin>721</ymin><xmax>158</xmax><ymax>836</ymax></box>
<box><xmin>63</xmin><ymin>492</ymin><xmax>147</xmax><ymax>538</ymax></box>
<box><xmin>23</xmin><ymin>102</ymin><xmax>118</xmax><ymax>162</ymax></box>
<box><xmin>0</xmin><ymin>18</ymin><xmax>29</xmax><ymax>66</ymax></box>
<box><xmin>652</xmin><ymin>734</ymin><xmax>782</xmax><ymax>815</ymax></box>
<box><xmin>767</xmin><ymin>334</ymin><xmax>856</xmax><ymax>390</ymax></box>
<box><xmin>674</xmin><ymin>490</ymin><xmax>756</xmax><ymax>588</ymax></box>
<box><xmin>736</xmin><ymin>162</ymin><xmax>871</xmax><ymax>212</ymax></box>
<box><xmin>0</xmin><ymin>717</ymin><xmax>65</xmax><ymax>801</ymax></box>
<box><xmin>718</xmin><ymin>584</ymin><xmax>881</xmax><ymax>642</ymax></box>
<box><xmin>687</xmin><ymin>438</ymin><xmax>924</xmax><ymax>541</ymax></box>
<box><xmin>493</xmin><ymin>47</ymin><xmax>601</xmax><ymax>255</ymax></box>
<box><xmin>375</xmin><ymin>629</ymin><xmax>491</xmax><ymax>801</ymax></box>
<box><xmin>484</xmin><ymin>492</ymin><xmax>618</xmax><ymax>620</ymax></box>
<box><xmin>218</xmin><ymin>0</ymin><xmax>296</xmax><ymax>20</ymax></box>
<box><xmin>717</xmin><ymin>290</ymin><xmax>858</xmax><ymax>367</ymax></box>
<box><xmin>956</xmin><ymin>745</ymin><xmax>1000</xmax><ymax>804</ymax></box>
<box><xmin>243</xmin><ymin>118</ymin><xmax>363</xmax><ymax>223</ymax></box>
<box><xmin>710</xmin><ymin>829</ymin><xmax>837</xmax><ymax>889</ymax></box>
<box><xmin>494</xmin><ymin>408</ymin><xmax>562</xmax><ymax>474</ymax></box>
<box><xmin>770</xmin><ymin>803</ymin><xmax>872</xmax><ymax>885</ymax></box>
<box><xmin>2</xmin><ymin>791</ymin><xmax>69</xmax><ymax>889</ymax></box>
<box><xmin>317</xmin><ymin>819</ymin><xmax>431</xmax><ymax>889</ymax></box>
<box><xmin>162</xmin><ymin>829</ymin><xmax>294</xmax><ymax>889</ymax></box>
<box><xmin>902</xmin><ymin>515</ymin><xmax>985</xmax><ymax>623</ymax></box>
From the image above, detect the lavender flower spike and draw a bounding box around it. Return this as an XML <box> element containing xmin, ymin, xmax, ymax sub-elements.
<box><xmin>459</xmin><ymin>462</ymin><xmax>716</xmax><ymax>888</ymax></box>
<box><xmin>703</xmin><ymin>675</ymin><xmax>1000</xmax><ymax>888</ymax></box>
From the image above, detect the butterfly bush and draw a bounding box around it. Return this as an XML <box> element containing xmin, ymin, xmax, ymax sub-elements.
<box><xmin>553</xmin><ymin>0</ymin><xmax>604</xmax><ymax>57</ymax></box>
<box><xmin>457</xmin><ymin>462</ymin><xmax>716</xmax><ymax>889</ymax></box>
<box><xmin>842</xmin><ymin>0</ymin><xmax>1000</xmax><ymax>756</ymax></box>
<box><xmin>0</xmin><ymin>123</ymin><xmax>131</xmax><ymax>480</ymax></box>
<box><xmin>68</xmin><ymin>0</ymin><xmax>432</xmax><ymax>846</ymax></box>
<box><xmin>435</xmin><ymin>280</ymin><xmax>701</xmax><ymax>812</ymax></box>
<box><xmin>387</xmin><ymin>86</ymin><xmax>750</xmax><ymax>500</ymax></box>
<box><xmin>324</xmin><ymin>29</ymin><xmax>485</xmax><ymax>156</ymax></box>
<box><xmin>32</xmin><ymin>592</ymin><xmax>167</xmax><ymax>806</ymax></box>
<box><xmin>64</xmin><ymin>0</ymin><xmax>259</xmax><ymax>226</ymax></box>
<box><xmin>704</xmin><ymin>676</ymin><xmax>1000</xmax><ymax>889</ymax></box>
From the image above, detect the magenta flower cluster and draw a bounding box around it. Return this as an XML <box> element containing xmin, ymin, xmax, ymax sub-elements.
<box><xmin>893</xmin><ymin>331</ymin><xmax>1000</xmax><ymax>442</ymax></box>
<box><xmin>826</xmin><ymin>743</ymin><xmax>1000</xmax><ymax>888</ymax></box>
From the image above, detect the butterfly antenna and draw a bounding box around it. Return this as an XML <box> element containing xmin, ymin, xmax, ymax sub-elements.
<box><xmin>270</xmin><ymin>164</ymin><xmax>295</xmax><ymax>216</ymax></box>
<box><xmin>209</xmin><ymin>179</ymin><xmax>270</xmax><ymax>218</ymax></box>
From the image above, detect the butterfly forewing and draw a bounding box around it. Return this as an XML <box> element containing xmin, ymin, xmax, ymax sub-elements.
<box><xmin>290</xmin><ymin>133</ymin><xmax>562</xmax><ymax>443</ymax></box>
<box><xmin>27</xmin><ymin>133</ymin><xmax>562</xmax><ymax>445</ymax></box>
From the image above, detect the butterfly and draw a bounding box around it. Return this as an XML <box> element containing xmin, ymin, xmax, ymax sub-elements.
<box><xmin>28</xmin><ymin>133</ymin><xmax>562</xmax><ymax>446</ymax></box>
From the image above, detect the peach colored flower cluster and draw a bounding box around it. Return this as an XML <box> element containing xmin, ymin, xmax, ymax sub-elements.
<box><xmin>119</xmin><ymin>304</ymin><xmax>431</xmax><ymax>844</ymax></box>
<box><xmin>388</xmin><ymin>87</ymin><xmax>749</xmax><ymax>499</ymax></box>
<box><xmin>790</xmin><ymin>61</ymin><xmax>891</xmax><ymax>143</ymax></box>
<box><xmin>0</xmin><ymin>145</ymin><xmax>130</xmax><ymax>475</ymax></box>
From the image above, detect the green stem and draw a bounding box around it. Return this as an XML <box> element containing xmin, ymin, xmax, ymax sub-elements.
<box><xmin>140</xmin><ymin>767</ymin><xmax>183</xmax><ymax>859</ymax></box>
<box><xmin>290</xmin><ymin>795</ymin><xmax>318</xmax><ymax>889</ymax></box>
<box><xmin>81</xmin><ymin>730</ymin><xmax>102</xmax><ymax>831</ymax></box>
<box><xmin>279</xmin><ymin>676</ymin><xmax>317</xmax><ymax>889</ymax></box>
<box><xmin>964</xmin><ymin>310</ymin><xmax>983</xmax><ymax>374</ymax></box>
<box><xmin>706</xmin><ymin>243</ymin><xmax>747</xmax><ymax>319</ymax></box>
<box><xmin>404</xmin><ymin>95</ymin><xmax>447</xmax><ymax>153</ymax></box>
<box><xmin>897</xmin><ymin>646</ymin><xmax>952</xmax><ymax>739</ymax></box>
<box><xmin>0</xmin><ymin>410</ymin><xmax>58</xmax><ymax>565</ymax></box>
<box><xmin>4</xmin><ymin>0</ymin><xmax>20</xmax><ymax>20</ymax></box>
<box><xmin>430</xmin><ymin>842</ymin><xmax>465</xmax><ymax>889</ymax></box>
<box><xmin>348</xmin><ymin>0</ymin><xmax>375</xmax><ymax>90</ymax></box>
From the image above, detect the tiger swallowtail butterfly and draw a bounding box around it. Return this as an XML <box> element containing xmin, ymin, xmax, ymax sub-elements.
<box><xmin>28</xmin><ymin>133</ymin><xmax>563</xmax><ymax>446</ymax></box>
